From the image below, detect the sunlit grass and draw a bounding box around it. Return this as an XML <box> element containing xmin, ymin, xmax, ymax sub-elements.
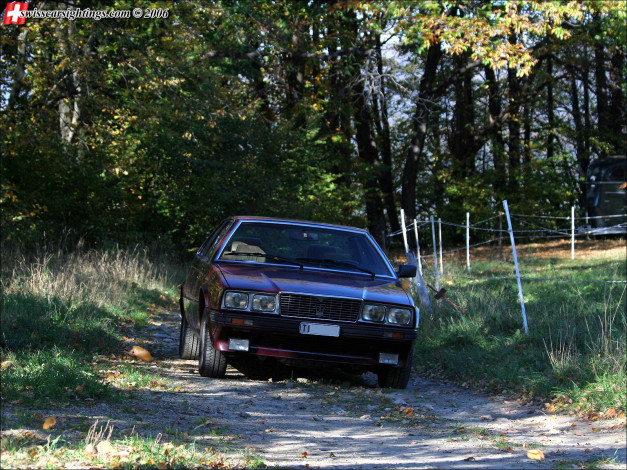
<box><xmin>0</xmin><ymin>421</ymin><xmax>253</xmax><ymax>469</ymax></box>
<box><xmin>0</xmin><ymin>243</ymin><xmax>184</xmax><ymax>405</ymax></box>
<box><xmin>416</xmin><ymin>239</ymin><xmax>627</xmax><ymax>414</ymax></box>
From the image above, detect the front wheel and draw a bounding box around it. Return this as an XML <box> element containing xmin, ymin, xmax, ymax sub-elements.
<box><xmin>378</xmin><ymin>348</ymin><xmax>413</xmax><ymax>389</ymax></box>
<box><xmin>198</xmin><ymin>311</ymin><xmax>227</xmax><ymax>378</ymax></box>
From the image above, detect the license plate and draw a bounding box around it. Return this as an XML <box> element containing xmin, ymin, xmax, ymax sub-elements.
<box><xmin>299</xmin><ymin>322</ymin><xmax>340</xmax><ymax>337</ymax></box>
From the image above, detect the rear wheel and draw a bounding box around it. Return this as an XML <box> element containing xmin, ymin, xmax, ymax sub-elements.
<box><xmin>378</xmin><ymin>348</ymin><xmax>413</xmax><ymax>389</ymax></box>
<box><xmin>198</xmin><ymin>311</ymin><xmax>227</xmax><ymax>378</ymax></box>
<box><xmin>179</xmin><ymin>313</ymin><xmax>200</xmax><ymax>360</ymax></box>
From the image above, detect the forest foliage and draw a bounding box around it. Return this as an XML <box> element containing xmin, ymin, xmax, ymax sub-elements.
<box><xmin>1</xmin><ymin>0</ymin><xmax>625</xmax><ymax>251</ymax></box>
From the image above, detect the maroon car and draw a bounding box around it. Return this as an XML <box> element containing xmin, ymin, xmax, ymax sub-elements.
<box><xmin>179</xmin><ymin>216</ymin><xmax>418</xmax><ymax>388</ymax></box>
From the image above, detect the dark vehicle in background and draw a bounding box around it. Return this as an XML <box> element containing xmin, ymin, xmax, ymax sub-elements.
<box><xmin>585</xmin><ymin>155</ymin><xmax>627</xmax><ymax>234</ymax></box>
<box><xmin>179</xmin><ymin>216</ymin><xmax>418</xmax><ymax>389</ymax></box>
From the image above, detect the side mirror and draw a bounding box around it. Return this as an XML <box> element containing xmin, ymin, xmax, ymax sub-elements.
<box><xmin>396</xmin><ymin>264</ymin><xmax>417</xmax><ymax>278</ymax></box>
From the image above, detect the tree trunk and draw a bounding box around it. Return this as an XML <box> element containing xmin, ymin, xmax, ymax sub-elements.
<box><xmin>485</xmin><ymin>66</ymin><xmax>506</xmax><ymax>192</ymax></box>
<box><xmin>374</xmin><ymin>33</ymin><xmax>400</xmax><ymax>234</ymax></box>
<box><xmin>507</xmin><ymin>64</ymin><xmax>522</xmax><ymax>189</ymax></box>
<box><xmin>594</xmin><ymin>36</ymin><xmax>610</xmax><ymax>157</ymax></box>
<box><xmin>546</xmin><ymin>54</ymin><xmax>555</xmax><ymax>161</ymax></box>
<box><xmin>609</xmin><ymin>47</ymin><xmax>625</xmax><ymax>154</ymax></box>
<box><xmin>400</xmin><ymin>43</ymin><xmax>442</xmax><ymax>220</ymax></box>
<box><xmin>449</xmin><ymin>52</ymin><xmax>476</xmax><ymax>178</ymax></box>
<box><xmin>7</xmin><ymin>28</ymin><xmax>28</xmax><ymax>110</ymax></box>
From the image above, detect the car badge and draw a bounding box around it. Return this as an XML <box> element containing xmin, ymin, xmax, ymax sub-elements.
<box><xmin>315</xmin><ymin>301</ymin><xmax>325</xmax><ymax>317</ymax></box>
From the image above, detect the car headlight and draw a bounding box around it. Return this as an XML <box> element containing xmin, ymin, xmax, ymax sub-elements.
<box><xmin>387</xmin><ymin>307</ymin><xmax>412</xmax><ymax>325</ymax></box>
<box><xmin>224</xmin><ymin>291</ymin><xmax>249</xmax><ymax>309</ymax></box>
<box><xmin>362</xmin><ymin>304</ymin><xmax>386</xmax><ymax>322</ymax></box>
<box><xmin>251</xmin><ymin>294</ymin><xmax>277</xmax><ymax>312</ymax></box>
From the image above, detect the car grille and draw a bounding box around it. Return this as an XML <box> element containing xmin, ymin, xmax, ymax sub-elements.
<box><xmin>279</xmin><ymin>293</ymin><xmax>362</xmax><ymax>323</ymax></box>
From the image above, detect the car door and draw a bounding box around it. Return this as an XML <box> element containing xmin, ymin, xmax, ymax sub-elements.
<box><xmin>184</xmin><ymin>219</ymin><xmax>233</xmax><ymax>327</ymax></box>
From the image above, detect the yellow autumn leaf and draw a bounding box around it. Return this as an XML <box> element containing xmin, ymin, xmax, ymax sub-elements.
<box><xmin>43</xmin><ymin>417</ymin><xmax>57</xmax><ymax>430</ymax></box>
<box><xmin>527</xmin><ymin>449</ymin><xmax>545</xmax><ymax>460</ymax></box>
<box><xmin>126</xmin><ymin>345</ymin><xmax>153</xmax><ymax>362</ymax></box>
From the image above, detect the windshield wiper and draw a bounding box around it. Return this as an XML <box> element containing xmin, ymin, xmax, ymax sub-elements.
<box><xmin>265</xmin><ymin>254</ymin><xmax>304</xmax><ymax>269</ymax></box>
<box><xmin>222</xmin><ymin>252</ymin><xmax>304</xmax><ymax>269</ymax></box>
<box><xmin>320</xmin><ymin>259</ymin><xmax>376</xmax><ymax>279</ymax></box>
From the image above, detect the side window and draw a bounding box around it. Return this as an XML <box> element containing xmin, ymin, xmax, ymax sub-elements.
<box><xmin>198</xmin><ymin>220</ymin><xmax>231</xmax><ymax>257</ymax></box>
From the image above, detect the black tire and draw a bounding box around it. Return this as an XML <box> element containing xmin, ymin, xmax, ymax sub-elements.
<box><xmin>377</xmin><ymin>348</ymin><xmax>413</xmax><ymax>389</ymax></box>
<box><xmin>198</xmin><ymin>311</ymin><xmax>227</xmax><ymax>378</ymax></box>
<box><xmin>179</xmin><ymin>313</ymin><xmax>200</xmax><ymax>360</ymax></box>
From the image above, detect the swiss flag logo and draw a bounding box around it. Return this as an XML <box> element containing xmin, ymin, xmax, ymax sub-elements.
<box><xmin>3</xmin><ymin>2</ymin><xmax>29</xmax><ymax>25</ymax></box>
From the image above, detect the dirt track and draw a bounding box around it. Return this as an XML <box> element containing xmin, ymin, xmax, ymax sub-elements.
<box><xmin>2</xmin><ymin>309</ymin><xmax>626</xmax><ymax>468</ymax></box>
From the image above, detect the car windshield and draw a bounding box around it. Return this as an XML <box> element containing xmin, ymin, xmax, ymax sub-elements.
<box><xmin>218</xmin><ymin>222</ymin><xmax>394</xmax><ymax>277</ymax></box>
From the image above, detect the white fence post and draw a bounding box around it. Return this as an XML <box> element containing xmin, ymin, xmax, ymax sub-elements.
<box><xmin>414</xmin><ymin>219</ymin><xmax>422</xmax><ymax>275</ymax></box>
<box><xmin>430</xmin><ymin>215</ymin><xmax>440</xmax><ymax>291</ymax></box>
<box><xmin>400</xmin><ymin>209</ymin><xmax>409</xmax><ymax>253</ymax></box>
<box><xmin>503</xmin><ymin>200</ymin><xmax>529</xmax><ymax>335</ymax></box>
<box><xmin>571</xmin><ymin>206</ymin><xmax>575</xmax><ymax>260</ymax></box>
<box><xmin>438</xmin><ymin>217</ymin><xmax>443</xmax><ymax>275</ymax></box>
<box><xmin>466</xmin><ymin>212</ymin><xmax>470</xmax><ymax>274</ymax></box>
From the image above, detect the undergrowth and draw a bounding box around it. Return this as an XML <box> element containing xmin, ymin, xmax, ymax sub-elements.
<box><xmin>414</xmin><ymin>240</ymin><xmax>627</xmax><ymax>415</ymax></box>
<box><xmin>0</xmin><ymin>242</ymin><xmax>184</xmax><ymax>406</ymax></box>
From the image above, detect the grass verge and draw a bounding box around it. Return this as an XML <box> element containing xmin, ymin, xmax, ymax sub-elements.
<box><xmin>1</xmin><ymin>244</ymin><xmax>183</xmax><ymax>406</ymax></box>
<box><xmin>414</xmin><ymin>239</ymin><xmax>626</xmax><ymax>416</ymax></box>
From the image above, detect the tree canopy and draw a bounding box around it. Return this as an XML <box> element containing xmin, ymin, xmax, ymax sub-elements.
<box><xmin>2</xmin><ymin>0</ymin><xmax>625</xmax><ymax>250</ymax></box>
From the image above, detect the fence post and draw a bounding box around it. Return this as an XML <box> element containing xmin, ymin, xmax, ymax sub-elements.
<box><xmin>400</xmin><ymin>209</ymin><xmax>409</xmax><ymax>253</ymax></box>
<box><xmin>466</xmin><ymin>212</ymin><xmax>470</xmax><ymax>274</ymax></box>
<box><xmin>571</xmin><ymin>206</ymin><xmax>575</xmax><ymax>260</ymax></box>
<box><xmin>503</xmin><ymin>200</ymin><xmax>529</xmax><ymax>335</ymax></box>
<box><xmin>414</xmin><ymin>219</ymin><xmax>422</xmax><ymax>275</ymax></box>
<box><xmin>430</xmin><ymin>215</ymin><xmax>440</xmax><ymax>291</ymax></box>
<box><xmin>438</xmin><ymin>217</ymin><xmax>443</xmax><ymax>275</ymax></box>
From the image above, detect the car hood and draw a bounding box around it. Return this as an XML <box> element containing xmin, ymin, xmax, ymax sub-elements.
<box><xmin>217</xmin><ymin>263</ymin><xmax>413</xmax><ymax>306</ymax></box>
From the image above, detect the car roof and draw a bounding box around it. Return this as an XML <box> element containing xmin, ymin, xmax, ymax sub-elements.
<box><xmin>230</xmin><ymin>216</ymin><xmax>369</xmax><ymax>233</ymax></box>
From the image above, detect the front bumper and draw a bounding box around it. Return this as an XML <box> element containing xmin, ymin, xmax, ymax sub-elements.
<box><xmin>208</xmin><ymin>310</ymin><xmax>416</xmax><ymax>368</ymax></box>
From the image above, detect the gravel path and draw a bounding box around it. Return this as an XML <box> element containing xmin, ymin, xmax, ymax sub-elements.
<box><xmin>3</xmin><ymin>309</ymin><xmax>625</xmax><ymax>469</ymax></box>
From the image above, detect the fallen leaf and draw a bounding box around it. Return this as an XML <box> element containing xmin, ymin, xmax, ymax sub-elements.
<box><xmin>1</xmin><ymin>360</ymin><xmax>14</xmax><ymax>370</ymax></box>
<box><xmin>527</xmin><ymin>449</ymin><xmax>545</xmax><ymax>460</ymax></box>
<box><xmin>156</xmin><ymin>463</ymin><xmax>168</xmax><ymax>470</ymax></box>
<box><xmin>604</xmin><ymin>408</ymin><xmax>617</xmax><ymax>418</ymax></box>
<box><xmin>329</xmin><ymin>452</ymin><xmax>335</xmax><ymax>457</ymax></box>
<box><xmin>299</xmin><ymin>451</ymin><xmax>308</xmax><ymax>458</ymax></box>
<box><xmin>127</xmin><ymin>345</ymin><xmax>153</xmax><ymax>362</ymax></box>
<box><xmin>463</xmin><ymin>456</ymin><xmax>476</xmax><ymax>461</ymax></box>
<box><xmin>43</xmin><ymin>417</ymin><xmax>57</xmax><ymax>430</ymax></box>
<box><xmin>571</xmin><ymin>422</ymin><xmax>577</xmax><ymax>427</ymax></box>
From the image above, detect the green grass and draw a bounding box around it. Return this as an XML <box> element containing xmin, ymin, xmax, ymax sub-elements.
<box><xmin>415</xmin><ymin>240</ymin><xmax>627</xmax><ymax>414</ymax></box>
<box><xmin>0</xmin><ymin>244</ymin><xmax>184</xmax><ymax>406</ymax></box>
<box><xmin>0</xmin><ymin>422</ymin><xmax>248</xmax><ymax>469</ymax></box>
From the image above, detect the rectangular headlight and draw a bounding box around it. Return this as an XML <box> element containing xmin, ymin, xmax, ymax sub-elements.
<box><xmin>224</xmin><ymin>291</ymin><xmax>249</xmax><ymax>309</ymax></box>
<box><xmin>251</xmin><ymin>294</ymin><xmax>277</xmax><ymax>312</ymax></box>
<box><xmin>387</xmin><ymin>307</ymin><xmax>412</xmax><ymax>325</ymax></box>
<box><xmin>361</xmin><ymin>304</ymin><xmax>386</xmax><ymax>322</ymax></box>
